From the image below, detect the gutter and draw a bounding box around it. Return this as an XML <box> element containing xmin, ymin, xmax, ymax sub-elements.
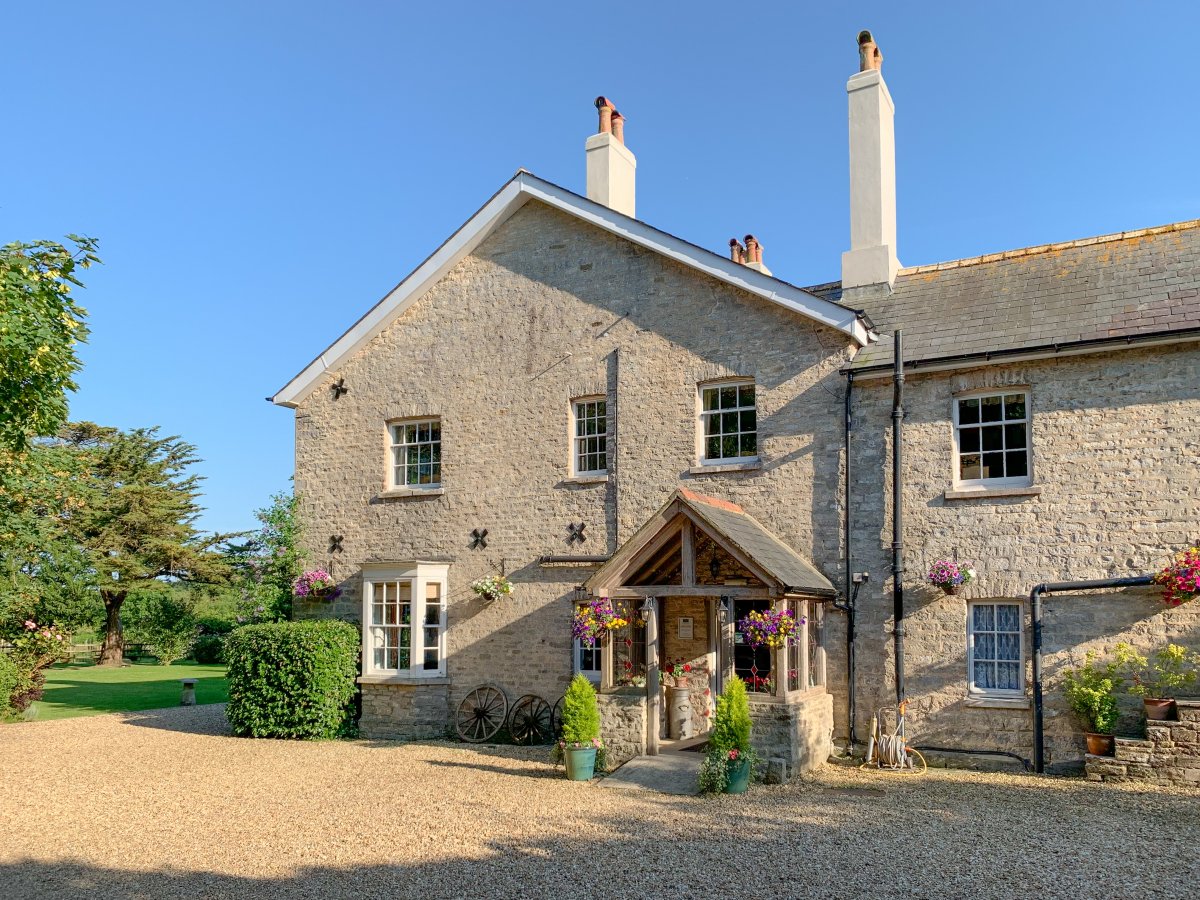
<box><xmin>845</xmin><ymin>326</ymin><xmax>1200</xmax><ymax>380</ymax></box>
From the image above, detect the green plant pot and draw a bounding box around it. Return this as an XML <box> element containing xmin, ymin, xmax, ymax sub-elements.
<box><xmin>724</xmin><ymin>756</ymin><xmax>751</xmax><ymax>794</ymax></box>
<box><xmin>564</xmin><ymin>746</ymin><xmax>597</xmax><ymax>781</ymax></box>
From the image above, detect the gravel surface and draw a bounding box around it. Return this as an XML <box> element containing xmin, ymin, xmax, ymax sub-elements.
<box><xmin>2</xmin><ymin>705</ymin><xmax>1198</xmax><ymax>899</ymax></box>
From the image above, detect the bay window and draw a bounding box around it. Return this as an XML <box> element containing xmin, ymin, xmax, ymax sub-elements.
<box><xmin>362</xmin><ymin>563</ymin><xmax>448</xmax><ymax>678</ymax></box>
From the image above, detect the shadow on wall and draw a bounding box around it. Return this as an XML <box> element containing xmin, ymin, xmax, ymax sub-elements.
<box><xmin>4</xmin><ymin>772</ymin><xmax>1200</xmax><ymax>900</ymax></box>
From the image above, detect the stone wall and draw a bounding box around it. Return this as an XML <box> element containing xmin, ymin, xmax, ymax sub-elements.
<box><xmin>748</xmin><ymin>690</ymin><xmax>833</xmax><ymax>782</ymax></box>
<box><xmin>844</xmin><ymin>345</ymin><xmax>1200</xmax><ymax>764</ymax></box>
<box><xmin>291</xmin><ymin>200</ymin><xmax>852</xmax><ymax>739</ymax></box>
<box><xmin>359</xmin><ymin>682</ymin><xmax>450</xmax><ymax>741</ymax></box>
<box><xmin>1086</xmin><ymin>700</ymin><xmax>1200</xmax><ymax>784</ymax></box>
<box><xmin>597</xmin><ymin>689</ymin><xmax>647</xmax><ymax>769</ymax></box>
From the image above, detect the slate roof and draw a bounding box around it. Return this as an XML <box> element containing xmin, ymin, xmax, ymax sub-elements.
<box><xmin>810</xmin><ymin>219</ymin><xmax>1200</xmax><ymax>371</ymax></box>
<box><xmin>677</xmin><ymin>490</ymin><xmax>836</xmax><ymax>597</ymax></box>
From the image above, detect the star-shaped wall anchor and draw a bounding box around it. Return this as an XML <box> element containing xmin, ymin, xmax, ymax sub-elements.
<box><xmin>331</xmin><ymin>377</ymin><xmax>349</xmax><ymax>400</ymax></box>
<box><xmin>328</xmin><ymin>534</ymin><xmax>344</xmax><ymax>554</ymax></box>
<box><xmin>567</xmin><ymin>522</ymin><xmax>587</xmax><ymax>544</ymax></box>
<box><xmin>470</xmin><ymin>528</ymin><xmax>489</xmax><ymax>550</ymax></box>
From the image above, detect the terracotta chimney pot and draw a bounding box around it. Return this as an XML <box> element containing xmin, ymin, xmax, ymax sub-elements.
<box><xmin>858</xmin><ymin>30</ymin><xmax>883</xmax><ymax>72</ymax></box>
<box><xmin>729</xmin><ymin>238</ymin><xmax>746</xmax><ymax>264</ymax></box>
<box><xmin>610</xmin><ymin>111</ymin><xmax>625</xmax><ymax>145</ymax></box>
<box><xmin>595</xmin><ymin>96</ymin><xmax>615</xmax><ymax>134</ymax></box>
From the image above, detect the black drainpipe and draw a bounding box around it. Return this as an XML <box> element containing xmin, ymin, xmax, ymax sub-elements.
<box><xmin>892</xmin><ymin>331</ymin><xmax>906</xmax><ymax>706</ymax></box>
<box><xmin>834</xmin><ymin>370</ymin><xmax>858</xmax><ymax>747</ymax></box>
<box><xmin>1028</xmin><ymin>575</ymin><xmax>1153</xmax><ymax>773</ymax></box>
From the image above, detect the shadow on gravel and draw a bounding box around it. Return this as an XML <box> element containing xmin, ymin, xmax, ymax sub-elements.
<box><xmin>117</xmin><ymin>704</ymin><xmax>232</xmax><ymax>737</ymax></box>
<box><xmin>425</xmin><ymin>758</ymin><xmax>561</xmax><ymax>779</ymax></box>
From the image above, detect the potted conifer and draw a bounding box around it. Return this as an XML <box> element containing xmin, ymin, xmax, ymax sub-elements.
<box><xmin>552</xmin><ymin>673</ymin><xmax>606</xmax><ymax>780</ymax></box>
<box><xmin>1062</xmin><ymin>651</ymin><xmax>1122</xmax><ymax>756</ymax></box>
<box><xmin>699</xmin><ymin>677</ymin><xmax>757</xmax><ymax>793</ymax></box>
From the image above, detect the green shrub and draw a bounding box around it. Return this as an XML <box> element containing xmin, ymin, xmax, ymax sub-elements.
<box><xmin>1062</xmin><ymin>651</ymin><xmax>1122</xmax><ymax>734</ymax></box>
<box><xmin>0</xmin><ymin>653</ymin><xmax>19</xmax><ymax>718</ymax></box>
<box><xmin>191</xmin><ymin>633</ymin><xmax>225</xmax><ymax>664</ymax></box>
<box><xmin>700</xmin><ymin>677</ymin><xmax>757</xmax><ymax>793</ymax></box>
<box><xmin>124</xmin><ymin>589</ymin><xmax>198</xmax><ymax>665</ymax></box>
<box><xmin>1115</xmin><ymin>642</ymin><xmax>1200</xmax><ymax>699</ymax></box>
<box><xmin>195</xmin><ymin>613</ymin><xmax>237</xmax><ymax>636</ymax></box>
<box><xmin>225</xmin><ymin>620</ymin><xmax>359</xmax><ymax>739</ymax></box>
<box><xmin>559</xmin><ymin>673</ymin><xmax>600</xmax><ymax>743</ymax></box>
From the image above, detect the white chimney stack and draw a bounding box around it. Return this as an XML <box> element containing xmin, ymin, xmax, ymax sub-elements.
<box><xmin>841</xmin><ymin>30</ymin><xmax>900</xmax><ymax>291</ymax></box>
<box><xmin>586</xmin><ymin>96</ymin><xmax>636</xmax><ymax>217</ymax></box>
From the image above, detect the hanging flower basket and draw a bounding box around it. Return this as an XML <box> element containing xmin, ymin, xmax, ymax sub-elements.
<box><xmin>1154</xmin><ymin>545</ymin><xmax>1200</xmax><ymax>607</ymax></box>
<box><xmin>470</xmin><ymin>574</ymin><xmax>514</xmax><ymax>603</ymax></box>
<box><xmin>927</xmin><ymin>560</ymin><xmax>976</xmax><ymax>595</ymax></box>
<box><xmin>738</xmin><ymin>609</ymin><xmax>802</xmax><ymax>650</ymax></box>
<box><xmin>572</xmin><ymin>597</ymin><xmax>628</xmax><ymax>647</ymax></box>
<box><xmin>294</xmin><ymin>569</ymin><xmax>339</xmax><ymax>601</ymax></box>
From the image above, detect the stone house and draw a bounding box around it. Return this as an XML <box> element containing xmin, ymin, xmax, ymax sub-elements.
<box><xmin>271</xmin><ymin>32</ymin><xmax>1199</xmax><ymax>778</ymax></box>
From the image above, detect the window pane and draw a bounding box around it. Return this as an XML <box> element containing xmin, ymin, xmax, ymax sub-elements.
<box><xmin>997</xmin><ymin>662</ymin><xmax>1021</xmax><ymax>691</ymax></box>
<box><xmin>596</xmin><ymin>401</ymin><xmax>606</xmax><ymax>418</ymax></box>
<box><xmin>1004</xmin><ymin>394</ymin><xmax>1026</xmax><ymax>420</ymax></box>
<box><xmin>959</xmin><ymin>398</ymin><xmax>980</xmax><ymax>425</ymax></box>
<box><xmin>997</xmin><ymin>632</ymin><xmax>1021</xmax><ymax>661</ymax></box>
<box><xmin>740</xmin><ymin>433</ymin><xmax>757</xmax><ymax>455</ymax></box>
<box><xmin>996</xmin><ymin>604</ymin><xmax>1021</xmax><ymax>632</ymax></box>
<box><xmin>980</xmin><ymin>396</ymin><xmax>1003</xmax><ymax>423</ymax></box>
<box><xmin>740</xmin><ymin>410</ymin><xmax>756</xmax><ymax>432</ymax></box>
<box><xmin>975</xmin><ymin>633</ymin><xmax>996</xmax><ymax>661</ymax></box>
<box><xmin>720</xmin><ymin>386</ymin><xmax>737</xmax><ymax>408</ymax></box>
<box><xmin>702</xmin><ymin>388</ymin><xmax>718</xmax><ymax>411</ymax></box>
<box><xmin>722</xmin><ymin>411</ymin><xmax>739</xmax><ymax>433</ymax></box>
<box><xmin>429</xmin><ymin>422</ymin><xmax>441</xmax><ymax>441</ymax></box>
<box><xmin>960</xmin><ymin>428</ymin><xmax>980</xmax><ymax>453</ymax></box>
<box><xmin>721</xmin><ymin>435</ymin><xmax>738</xmax><ymax>458</ymax></box>
<box><xmin>973</xmin><ymin>605</ymin><xmax>994</xmax><ymax>631</ymax></box>
<box><xmin>738</xmin><ymin>385</ymin><xmax>755</xmax><ymax>406</ymax></box>
<box><xmin>1004</xmin><ymin>423</ymin><xmax>1027</xmax><ymax>450</ymax></box>
<box><xmin>1006</xmin><ymin>451</ymin><xmax>1028</xmax><ymax>478</ymax></box>
<box><xmin>706</xmin><ymin>436</ymin><xmax>720</xmax><ymax>459</ymax></box>
<box><xmin>960</xmin><ymin>454</ymin><xmax>981</xmax><ymax>479</ymax></box>
<box><xmin>405</xmin><ymin>424</ymin><xmax>417</xmax><ymax>442</ymax></box>
<box><xmin>981</xmin><ymin>425</ymin><xmax>1003</xmax><ymax>452</ymax></box>
<box><xmin>982</xmin><ymin>452</ymin><xmax>1004</xmax><ymax>478</ymax></box>
<box><xmin>705</xmin><ymin>415</ymin><xmax>720</xmax><ymax>436</ymax></box>
<box><xmin>974</xmin><ymin>661</ymin><xmax>994</xmax><ymax>690</ymax></box>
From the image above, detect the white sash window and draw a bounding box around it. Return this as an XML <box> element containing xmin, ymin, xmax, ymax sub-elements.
<box><xmin>362</xmin><ymin>563</ymin><xmax>448</xmax><ymax>677</ymax></box>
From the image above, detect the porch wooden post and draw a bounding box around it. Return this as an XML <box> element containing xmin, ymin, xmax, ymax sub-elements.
<box><xmin>645</xmin><ymin>596</ymin><xmax>660</xmax><ymax>756</ymax></box>
<box><xmin>601</xmin><ymin>628</ymin><xmax>615</xmax><ymax>692</ymax></box>
<box><xmin>799</xmin><ymin>599</ymin><xmax>810</xmax><ymax>691</ymax></box>
<box><xmin>815</xmin><ymin>601</ymin><xmax>827</xmax><ymax>688</ymax></box>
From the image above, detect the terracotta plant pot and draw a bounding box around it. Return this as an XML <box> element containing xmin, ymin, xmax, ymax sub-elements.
<box><xmin>1143</xmin><ymin>698</ymin><xmax>1176</xmax><ymax>721</ymax></box>
<box><xmin>1084</xmin><ymin>732</ymin><xmax>1115</xmax><ymax>757</ymax></box>
<box><xmin>938</xmin><ymin>584</ymin><xmax>960</xmax><ymax>596</ymax></box>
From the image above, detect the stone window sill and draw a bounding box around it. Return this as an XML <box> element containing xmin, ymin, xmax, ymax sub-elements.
<box><xmin>687</xmin><ymin>460</ymin><xmax>762</xmax><ymax>476</ymax></box>
<box><xmin>358</xmin><ymin>675</ymin><xmax>450</xmax><ymax>686</ymax></box>
<box><xmin>965</xmin><ymin>694</ymin><xmax>1030</xmax><ymax>710</ymax></box>
<box><xmin>559</xmin><ymin>475</ymin><xmax>608</xmax><ymax>486</ymax></box>
<box><xmin>377</xmin><ymin>487</ymin><xmax>445</xmax><ymax>500</ymax></box>
<box><xmin>944</xmin><ymin>485</ymin><xmax>1042</xmax><ymax>501</ymax></box>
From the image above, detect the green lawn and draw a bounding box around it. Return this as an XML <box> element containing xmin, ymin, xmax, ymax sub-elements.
<box><xmin>28</xmin><ymin>661</ymin><xmax>228</xmax><ymax>721</ymax></box>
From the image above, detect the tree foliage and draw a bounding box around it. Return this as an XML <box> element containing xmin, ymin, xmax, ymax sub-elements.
<box><xmin>0</xmin><ymin>236</ymin><xmax>98</xmax><ymax>452</ymax></box>
<box><xmin>221</xmin><ymin>491</ymin><xmax>305</xmax><ymax>623</ymax></box>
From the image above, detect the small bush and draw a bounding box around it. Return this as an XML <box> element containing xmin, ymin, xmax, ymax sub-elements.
<box><xmin>560</xmin><ymin>673</ymin><xmax>601</xmax><ymax>743</ymax></box>
<box><xmin>225</xmin><ymin>620</ymin><xmax>359</xmax><ymax>739</ymax></box>
<box><xmin>700</xmin><ymin>677</ymin><xmax>757</xmax><ymax>793</ymax></box>
<box><xmin>195</xmin><ymin>613</ymin><xmax>237</xmax><ymax>636</ymax></box>
<box><xmin>0</xmin><ymin>653</ymin><xmax>19</xmax><ymax>718</ymax></box>
<box><xmin>124</xmin><ymin>590</ymin><xmax>198</xmax><ymax>665</ymax></box>
<box><xmin>191</xmin><ymin>633</ymin><xmax>225</xmax><ymax>664</ymax></box>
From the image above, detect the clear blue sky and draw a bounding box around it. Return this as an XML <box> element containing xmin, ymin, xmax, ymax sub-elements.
<box><xmin>5</xmin><ymin>2</ymin><xmax>1198</xmax><ymax>536</ymax></box>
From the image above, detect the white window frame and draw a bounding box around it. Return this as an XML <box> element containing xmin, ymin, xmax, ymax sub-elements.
<box><xmin>952</xmin><ymin>389</ymin><xmax>1031</xmax><ymax>488</ymax></box>
<box><xmin>967</xmin><ymin>600</ymin><xmax>1024</xmax><ymax>698</ymax></box>
<box><xmin>387</xmin><ymin>418</ymin><xmax>442</xmax><ymax>490</ymax></box>
<box><xmin>569</xmin><ymin>396</ymin><xmax>608</xmax><ymax>477</ymax></box>
<box><xmin>361</xmin><ymin>563</ymin><xmax>449</xmax><ymax>678</ymax></box>
<box><xmin>574</xmin><ymin>635</ymin><xmax>602</xmax><ymax>683</ymax></box>
<box><xmin>696</xmin><ymin>379</ymin><xmax>759</xmax><ymax>465</ymax></box>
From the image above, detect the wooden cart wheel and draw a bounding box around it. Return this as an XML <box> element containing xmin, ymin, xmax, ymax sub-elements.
<box><xmin>551</xmin><ymin>695</ymin><xmax>564</xmax><ymax>738</ymax></box>
<box><xmin>456</xmin><ymin>684</ymin><xmax>508</xmax><ymax>743</ymax></box>
<box><xmin>508</xmin><ymin>694</ymin><xmax>554</xmax><ymax>745</ymax></box>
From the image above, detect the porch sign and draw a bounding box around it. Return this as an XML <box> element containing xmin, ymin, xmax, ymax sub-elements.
<box><xmin>678</xmin><ymin>617</ymin><xmax>694</xmax><ymax>640</ymax></box>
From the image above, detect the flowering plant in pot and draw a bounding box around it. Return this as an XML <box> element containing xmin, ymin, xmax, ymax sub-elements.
<box><xmin>738</xmin><ymin>608</ymin><xmax>801</xmax><ymax>650</ymax></box>
<box><xmin>550</xmin><ymin>673</ymin><xmax>606</xmax><ymax>780</ymax></box>
<box><xmin>294</xmin><ymin>569</ymin><xmax>339</xmax><ymax>601</ymax></box>
<box><xmin>926</xmin><ymin>560</ymin><xmax>976</xmax><ymax>595</ymax></box>
<box><xmin>1061</xmin><ymin>651</ymin><xmax>1122</xmax><ymax>756</ymax></box>
<box><xmin>1154</xmin><ymin>545</ymin><xmax>1200</xmax><ymax>606</ymax></box>
<box><xmin>470</xmin><ymin>573</ymin><xmax>513</xmax><ymax>603</ymax></box>
<box><xmin>1116</xmin><ymin>642</ymin><xmax>1200</xmax><ymax>721</ymax></box>
<box><xmin>661</xmin><ymin>658</ymin><xmax>693</xmax><ymax>687</ymax></box>
<box><xmin>571</xmin><ymin>597</ymin><xmax>628</xmax><ymax>647</ymax></box>
<box><xmin>699</xmin><ymin>677</ymin><xmax>758</xmax><ymax>794</ymax></box>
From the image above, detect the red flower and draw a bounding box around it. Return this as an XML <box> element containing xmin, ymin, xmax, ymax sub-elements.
<box><xmin>728</xmin><ymin>749</ymin><xmax>739</xmax><ymax>760</ymax></box>
<box><xmin>683</xmin><ymin>664</ymin><xmax>692</xmax><ymax>673</ymax></box>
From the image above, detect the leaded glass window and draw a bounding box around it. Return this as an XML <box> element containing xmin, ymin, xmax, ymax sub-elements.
<box><xmin>969</xmin><ymin>602</ymin><xmax>1023</xmax><ymax>694</ymax></box>
<box><xmin>700</xmin><ymin>382</ymin><xmax>757</xmax><ymax>463</ymax></box>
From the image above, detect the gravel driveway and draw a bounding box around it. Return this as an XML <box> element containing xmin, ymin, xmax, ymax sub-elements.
<box><xmin>2</xmin><ymin>705</ymin><xmax>1197</xmax><ymax>899</ymax></box>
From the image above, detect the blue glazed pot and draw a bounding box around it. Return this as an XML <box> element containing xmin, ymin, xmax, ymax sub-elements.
<box><xmin>564</xmin><ymin>746</ymin><xmax>597</xmax><ymax>781</ymax></box>
<box><xmin>724</xmin><ymin>756</ymin><xmax>751</xmax><ymax>793</ymax></box>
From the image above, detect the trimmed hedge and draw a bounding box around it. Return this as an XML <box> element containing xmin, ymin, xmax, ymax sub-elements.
<box><xmin>0</xmin><ymin>653</ymin><xmax>19</xmax><ymax>718</ymax></box>
<box><xmin>190</xmin><ymin>633</ymin><xmax>225</xmax><ymax>664</ymax></box>
<box><xmin>224</xmin><ymin>620</ymin><xmax>359</xmax><ymax>739</ymax></box>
